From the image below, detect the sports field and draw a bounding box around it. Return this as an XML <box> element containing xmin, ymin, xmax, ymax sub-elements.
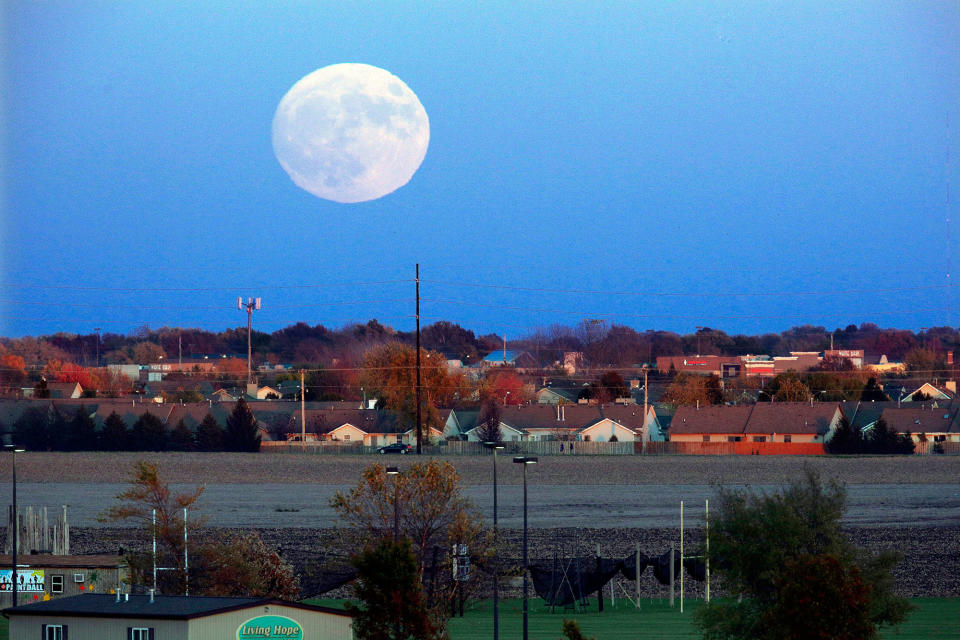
<box><xmin>307</xmin><ymin>597</ymin><xmax>960</xmax><ymax>639</ymax></box>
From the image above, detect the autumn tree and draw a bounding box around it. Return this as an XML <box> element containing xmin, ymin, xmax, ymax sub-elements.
<box><xmin>192</xmin><ymin>531</ymin><xmax>299</xmax><ymax>599</ymax></box>
<box><xmin>87</xmin><ymin>367</ymin><xmax>133</xmax><ymax>397</ymax></box>
<box><xmin>695</xmin><ymin>470</ymin><xmax>911</xmax><ymax>640</ymax></box>
<box><xmin>662</xmin><ymin>373</ymin><xmax>723</xmax><ymax>406</ymax></box>
<box><xmin>580</xmin><ymin>370</ymin><xmax>630</xmax><ymax>403</ymax></box>
<box><xmin>774</xmin><ymin>377</ymin><xmax>811</xmax><ymax>402</ymax></box>
<box><xmin>480</xmin><ymin>369</ymin><xmax>527</xmax><ymax>405</ymax></box>
<box><xmin>225</xmin><ymin>397</ymin><xmax>261</xmax><ymax>452</ymax></box>
<box><xmin>331</xmin><ymin>461</ymin><xmax>487</xmax><ymax>611</ymax></box>
<box><xmin>0</xmin><ymin>354</ymin><xmax>27</xmax><ymax>395</ymax></box>
<box><xmin>99</xmin><ymin>461</ymin><xmax>204</xmax><ymax>593</ymax></box>
<box><xmin>346</xmin><ymin>538</ymin><xmax>443</xmax><ymax>640</ymax></box>
<box><xmin>902</xmin><ymin>347</ymin><xmax>942</xmax><ymax>374</ymax></box>
<box><xmin>131</xmin><ymin>342</ymin><xmax>166</xmax><ymax>364</ymax></box>
<box><xmin>101</xmin><ymin>461</ymin><xmax>297</xmax><ymax>597</ymax></box>
<box><xmin>359</xmin><ymin>342</ymin><xmax>470</xmax><ymax>436</ymax></box>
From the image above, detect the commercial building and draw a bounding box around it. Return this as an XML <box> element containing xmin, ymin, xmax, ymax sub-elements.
<box><xmin>4</xmin><ymin>593</ymin><xmax>353</xmax><ymax>639</ymax></box>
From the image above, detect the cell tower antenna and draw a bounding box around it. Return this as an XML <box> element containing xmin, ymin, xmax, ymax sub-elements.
<box><xmin>237</xmin><ymin>297</ymin><xmax>262</xmax><ymax>386</ymax></box>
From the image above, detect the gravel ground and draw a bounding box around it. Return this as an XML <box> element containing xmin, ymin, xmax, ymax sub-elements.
<box><xmin>69</xmin><ymin>525</ymin><xmax>960</xmax><ymax>599</ymax></box>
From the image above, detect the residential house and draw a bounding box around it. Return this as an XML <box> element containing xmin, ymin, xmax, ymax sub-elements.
<box><xmin>46</xmin><ymin>383</ymin><xmax>84</xmax><ymax>399</ymax></box>
<box><xmin>668</xmin><ymin>406</ymin><xmax>753</xmax><ymax>443</ymax></box>
<box><xmin>877</xmin><ymin>406</ymin><xmax>960</xmax><ymax>444</ymax></box>
<box><xmin>0</xmin><ymin>554</ymin><xmax>128</xmax><ymax>607</ymax></box>
<box><xmin>481</xmin><ymin>350</ymin><xmax>539</xmax><ymax>370</ymax></box>
<box><xmin>900</xmin><ymin>382</ymin><xmax>955</xmax><ymax>403</ymax></box>
<box><xmin>743</xmin><ymin>402</ymin><xmax>842</xmax><ymax>443</ymax></box>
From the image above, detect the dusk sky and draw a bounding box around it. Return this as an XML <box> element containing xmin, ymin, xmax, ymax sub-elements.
<box><xmin>2</xmin><ymin>1</ymin><xmax>958</xmax><ymax>340</ymax></box>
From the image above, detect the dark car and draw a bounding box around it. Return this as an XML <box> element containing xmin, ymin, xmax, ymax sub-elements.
<box><xmin>377</xmin><ymin>442</ymin><xmax>410</xmax><ymax>454</ymax></box>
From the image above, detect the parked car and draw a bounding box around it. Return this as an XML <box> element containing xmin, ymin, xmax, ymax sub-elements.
<box><xmin>377</xmin><ymin>442</ymin><xmax>410</xmax><ymax>454</ymax></box>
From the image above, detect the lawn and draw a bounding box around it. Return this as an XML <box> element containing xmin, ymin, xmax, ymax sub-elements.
<box><xmin>308</xmin><ymin>597</ymin><xmax>960</xmax><ymax>639</ymax></box>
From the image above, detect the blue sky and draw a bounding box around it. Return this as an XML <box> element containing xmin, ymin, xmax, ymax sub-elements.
<box><xmin>2</xmin><ymin>1</ymin><xmax>958</xmax><ymax>339</ymax></box>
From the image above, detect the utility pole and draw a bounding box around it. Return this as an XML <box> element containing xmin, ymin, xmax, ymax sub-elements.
<box><xmin>416</xmin><ymin>264</ymin><xmax>422</xmax><ymax>454</ymax></box>
<box><xmin>94</xmin><ymin>328</ymin><xmax>101</xmax><ymax>368</ymax></box>
<box><xmin>300</xmin><ymin>369</ymin><xmax>306</xmax><ymax>452</ymax></box>
<box><xmin>643</xmin><ymin>366</ymin><xmax>649</xmax><ymax>454</ymax></box>
<box><xmin>237</xmin><ymin>297</ymin><xmax>261</xmax><ymax>387</ymax></box>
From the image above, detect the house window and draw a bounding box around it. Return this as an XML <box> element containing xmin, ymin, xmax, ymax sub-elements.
<box><xmin>583</xmin><ymin>435</ymin><xmax>591</xmax><ymax>442</ymax></box>
<box><xmin>50</xmin><ymin>574</ymin><xmax>64</xmax><ymax>593</ymax></box>
<box><xmin>43</xmin><ymin>625</ymin><xmax>66</xmax><ymax>640</ymax></box>
<box><xmin>129</xmin><ymin>628</ymin><xmax>154</xmax><ymax>640</ymax></box>
<box><xmin>343</xmin><ymin>434</ymin><xmax>350</xmax><ymax>441</ymax></box>
<box><xmin>702</xmin><ymin>435</ymin><xmax>710</xmax><ymax>442</ymax></box>
<box><xmin>783</xmin><ymin>435</ymin><xmax>792</xmax><ymax>443</ymax></box>
<box><xmin>752</xmin><ymin>436</ymin><xmax>766</xmax><ymax>443</ymax></box>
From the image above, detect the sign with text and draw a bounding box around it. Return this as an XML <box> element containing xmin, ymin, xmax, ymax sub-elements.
<box><xmin>0</xmin><ymin>570</ymin><xmax>44</xmax><ymax>593</ymax></box>
<box><xmin>237</xmin><ymin>615</ymin><xmax>303</xmax><ymax>640</ymax></box>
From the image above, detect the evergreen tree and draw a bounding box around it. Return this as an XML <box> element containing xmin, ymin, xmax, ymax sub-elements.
<box><xmin>13</xmin><ymin>407</ymin><xmax>49</xmax><ymax>451</ymax></box>
<box><xmin>225</xmin><ymin>398</ymin><xmax>261</xmax><ymax>452</ymax></box>
<box><xmin>826</xmin><ymin>416</ymin><xmax>859</xmax><ymax>455</ymax></box>
<box><xmin>101</xmin><ymin>411</ymin><xmax>128</xmax><ymax>451</ymax></box>
<box><xmin>47</xmin><ymin>406</ymin><xmax>69</xmax><ymax>450</ymax></box>
<box><xmin>346</xmin><ymin>538</ymin><xmax>443</xmax><ymax>640</ymax></box>
<box><xmin>68</xmin><ymin>405</ymin><xmax>98</xmax><ymax>451</ymax></box>
<box><xmin>130</xmin><ymin>412</ymin><xmax>168</xmax><ymax>451</ymax></box>
<box><xmin>168</xmin><ymin>419</ymin><xmax>195</xmax><ymax>452</ymax></box>
<box><xmin>196</xmin><ymin>413</ymin><xmax>224</xmax><ymax>451</ymax></box>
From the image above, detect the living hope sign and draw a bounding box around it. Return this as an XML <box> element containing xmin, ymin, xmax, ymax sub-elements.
<box><xmin>236</xmin><ymin>615</ymin><xmax>303</xmax><ymax>640</ymax></box>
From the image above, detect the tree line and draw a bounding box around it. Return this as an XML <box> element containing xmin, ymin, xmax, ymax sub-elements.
<box><xmin>6</xmin><ymin>398</ymin><xmax>262</xmax><ymax>452</ymax></box>
<box><xmin>3</xmin><ymin>319</ymin><xmax>957</xmax><ymax>372</ymax></box>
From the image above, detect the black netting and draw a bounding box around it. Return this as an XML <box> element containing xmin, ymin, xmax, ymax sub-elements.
<box><xmin>652</xmin><ymin>550</ymin><xmax>681</xmax><ymax>585</ymax></box>
<box><xmin>529</xmin><ymin>557</ymin><xmax>623</xmax><ymax>606</ymax></box>
<box><xmin>299</xmin><ymin>566</ymin><xmax>358</xmax><ymax>598</ymax></box>
<box><xmin>618</xmin><ymin>553</ymin><xmax>649</xmax><ymax>581</ymax></box>
<box><xmin>684</xmin><ymin>557</ymin><xmax>707</xmax><ymax>582</ymax></box>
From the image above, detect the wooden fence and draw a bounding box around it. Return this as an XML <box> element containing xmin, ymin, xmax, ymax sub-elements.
<box><xmin>261</xmin><ymin>439</ymin><xmax>958</xmax><ymax>456</ymax></box>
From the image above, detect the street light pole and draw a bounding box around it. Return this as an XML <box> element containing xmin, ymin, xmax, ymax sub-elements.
<box><xmin>513</xmin><ymin>456</ymin><xmax>538</xmax><ymax>640</ymax></box>
<box><xmin>6</xmin><ymin>445</ymin><xmax>24</xmax><ymax>607</ymax></box>
<box><xmin>485</xmin><ymin>442</ymin><xmax>504</xmax><ymax>640</ymax></box>
<box><xmin>386</xmin><ymin>466</ymin><xmax>400</xmax><ymax>540</ymax></box>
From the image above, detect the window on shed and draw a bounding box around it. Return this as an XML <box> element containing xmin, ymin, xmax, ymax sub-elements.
<box><xmin>752</xmin><ymin>436</ymin><xmax>766</xmax><ymax>443</ymax></box>
<box><xmin>702</xmin><ymin>435</ymin><xmax>710</xmax><ymax>442</ymax></box>
<box><xmin>128</xmin><ymin>628</ymin><xmax>154</xmax><ymax>640</ymax></box>
<box><xmin>726</xmin><ymin>436</ymin><xmax>736</xmax><ymax>442</ymax></box>
<box><xmin>42</xmin><ymin>625</ymin><xmax>66</xmax><ymax>640</ymax></box>
<box><xmin>783</xmin><ymin>435</ymin><xmax>792</xmax><ymax>443</ymax></box>
<box><xmin>50</xmin><ymin>574</ymin><xmax>64</xmax><ymax>593</ymax></box>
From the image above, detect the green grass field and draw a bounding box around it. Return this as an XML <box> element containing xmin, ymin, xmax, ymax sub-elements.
<box><xmin>308</xmin><ymin>597</ymin><xmax>960</xmax><ymax>639</ymax></box>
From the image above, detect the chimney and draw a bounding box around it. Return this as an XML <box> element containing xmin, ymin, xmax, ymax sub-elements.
<box><xmin>149</xmin><ymin>588</ymin><xmax>155</xmax><ymax>604</ymax></box>
<box><xmin>948</xmin><ymin>352</ymin><xmax>955</xmax><ymax>366</ymax></box>
<box><xmin>116</xmin><ymin>590</ymin><xmax>121</xmax><ymax>603</ymax></box>
<box><xmin>125</xmin><ymin>593</ymin><xmax>129</xmax><ymax>602</ymax></box>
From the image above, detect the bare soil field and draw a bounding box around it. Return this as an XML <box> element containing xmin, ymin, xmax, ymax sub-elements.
<box><xmin>3</xmin><ymin>453</ymin><xmax>956</xmax><ymax>597</ymax></box>
<box><xmin>1</xmin><ymin>451</ymin><xmax>957</xmax><ymax>486</ymax></box>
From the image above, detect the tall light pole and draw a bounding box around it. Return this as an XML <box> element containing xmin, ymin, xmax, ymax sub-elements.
<box><xmin>696</xmin><ymin>326</ymin><xmax>704</xmax><ymax>356</ymax></box>
<box><xmin>94</xmin><ymin>328</ymin><xmax>101</xmax><ymax>369</ymax></box>
<box><xmin>6</xmin><ymin>445</ymin><xmax>24</xmax><ymax>607</ymax></box>
<box><xmin>386</xmin><ymin>466</ymin><xmax>400</xmax><ymax>540</ymax></box>
<box><xmin>485</xmin><ymin>442</ymin><xmax>504</xmax><ymax>640</ymax></box>
<box><xmin>513</xmin><ymin>456</ymin><xmax>538</xmax><ymax>640</ymax></box>
<box><xmin>237</xmin><ymin>297</ymin><xmax>261</xmax><ymax>387</ymax></box>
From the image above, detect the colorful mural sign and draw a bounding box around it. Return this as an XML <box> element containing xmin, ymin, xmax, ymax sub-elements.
<box><xmin>237</xmin><ymin>615</ymin><xmax>303</xmax><ymax>640</ymax></box>
<box><xmin>0</xmin><ymin>570</ymin><xmax>44</xmax><ymax>592</ymax></box>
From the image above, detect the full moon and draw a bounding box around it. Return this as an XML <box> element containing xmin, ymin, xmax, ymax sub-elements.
<box><xmin>272</xmin><ymin>63</ymin><xmax>430</xmax><ymax>204</ymax></box>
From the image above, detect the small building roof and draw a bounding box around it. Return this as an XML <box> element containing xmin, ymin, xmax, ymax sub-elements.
<box><xmin>4</xmin><ymin>593</ymin><xmax>350</xmax><ymax>620</ymax></box>
<box><xmin>745</xmin><ymin>402</ymin><xmax>839</xmax><ymax>435</ymax></box>
<box><xmin>0</xmin><ymin>554</ymin><xmax>124</xmax><ymax>569</ymax></box>
<box><xmin>669</xmin><ymin>405</ymin><xmax>752</xmax><ymax>435</ymax></box>
<box><xmin>879</xmin><ymin>406</ymin><xmax>959</xmax><ymax>434</ymax></box>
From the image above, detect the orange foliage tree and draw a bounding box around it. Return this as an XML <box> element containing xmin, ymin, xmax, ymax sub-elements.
<box><xmin>359</xmin><ymin>342</ymin><xmax>471</xmax><ymax>435</ymax></box>
<box><xmin>330</xmin><ymin>461</ymin><xmax>487</xmax><ymax>588</ymax></box>
<box><xmin>0</xmin><ymin>354</ymin><xmax>27</xmax><ymax>394</ymax></box>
